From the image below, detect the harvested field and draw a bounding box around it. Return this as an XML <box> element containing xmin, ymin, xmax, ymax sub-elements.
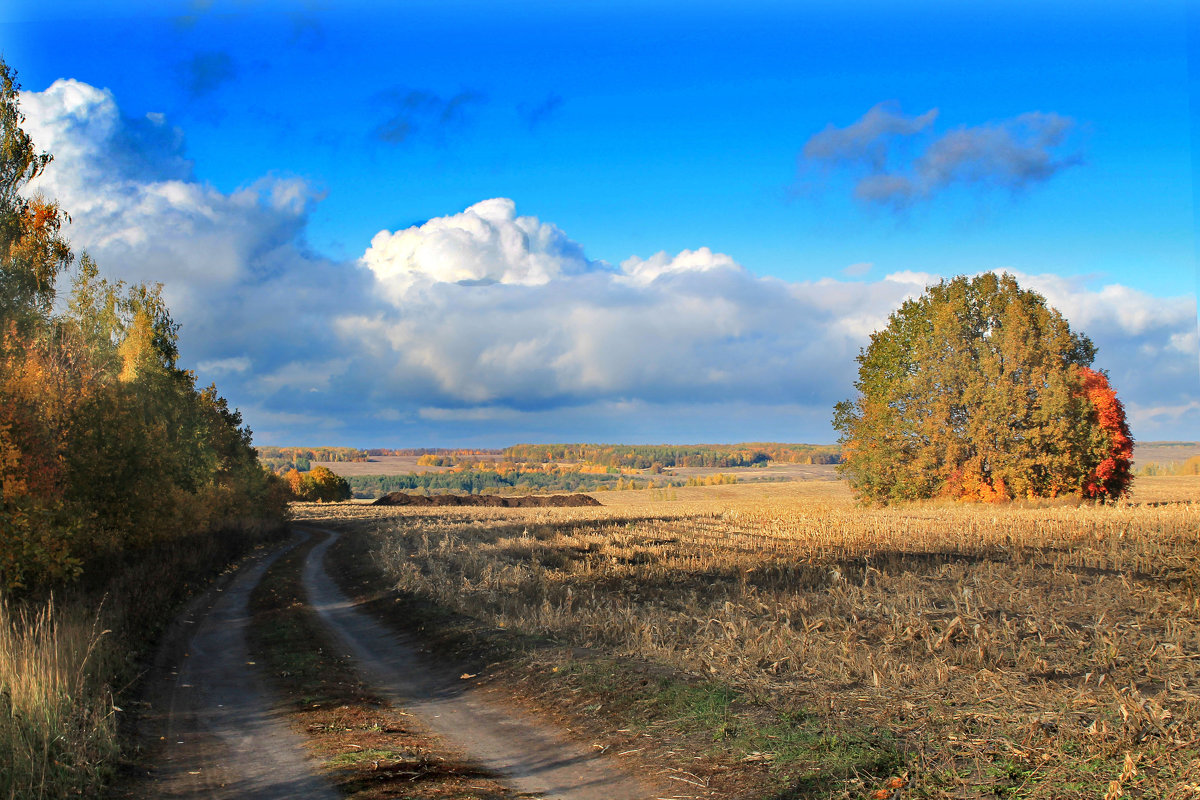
<box><xmin>372</xmin><ymin>491</ymin><xmax>601</xmax><ymax>507</ymax></box>
<box><xmin>1132</xmin><ymin>442</ymin><xmax>1200</xmax><ymax>469</ymax></box>
<box><xmin>294</xmin><ymin>476</ymin><xmax>1200</xmax><ymax>799</ymax></box>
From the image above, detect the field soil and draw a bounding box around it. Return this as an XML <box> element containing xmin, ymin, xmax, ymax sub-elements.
<box><xmin>292</xmin><ymin>476</ymin><xmax>1200</xmax><ymax>799</ymax></box>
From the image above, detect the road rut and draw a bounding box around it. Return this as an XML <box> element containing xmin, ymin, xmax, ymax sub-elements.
<box><xmin>303</xmin><ymin>528</ymin><xmax>653</xmax><ymax>800</ymax></box>
<box><xmin>134</xmin><ymin>532</ymin><xmax>340</xmax><ymax>799</ymax></box>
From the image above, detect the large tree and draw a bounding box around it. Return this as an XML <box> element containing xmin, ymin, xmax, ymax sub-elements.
<box><xmin>832</xmin><ymin>273</ymin><xmax>1132</xmax><ymax>505</ymax></box>
<box><xmin>0</xmin><ymin>58</ymin><xmax>288</xmax><ymax>591</ymax></box>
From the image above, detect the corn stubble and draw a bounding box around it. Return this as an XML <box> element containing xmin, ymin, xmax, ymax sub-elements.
<box><xmin>298</xmin><ymin>476</ymin><xmax>1200</xmax><ymax>798</ymax></box>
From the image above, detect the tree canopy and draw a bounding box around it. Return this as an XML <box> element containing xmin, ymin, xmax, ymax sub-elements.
<box><xmin>283</xmin><ymin>466</ymin><xmax>352</xmax><ymax>503</ymax></box>
<box><xmin>832</xmin><ymin>273</ymin><xmax>1132</xmax><ymax>505</ymax></box>
<box><xmin>0</xmin><ymin>59</ymin><xmax>288</xmax><ymax>592</ymax></box>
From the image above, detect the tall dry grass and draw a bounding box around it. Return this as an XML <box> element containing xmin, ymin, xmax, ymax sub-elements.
<box><xmin>0</xmin><ymin>520</ymin><xmax>287</xmax><ymax>799</ymax></box>
<box><xmin>300</xmin><ymin>477</ymin><xmax>1200</xmax><ymax>797</ymax></box>
<box><xmin>0</xmin><ymin>596</ymin><xmax>118</xmax><ymax>799</ymax></box>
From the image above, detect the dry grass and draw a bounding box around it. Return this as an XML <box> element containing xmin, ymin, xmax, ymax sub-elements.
<box><xmin>0</xmin><ymin>597</ymin><xmax>118</xmax><ymax>799</ymax></box>
<box><xmin>296</xmin><ymin>476</ymin><xmax>1200</xmax><ymax>798</ymax></box>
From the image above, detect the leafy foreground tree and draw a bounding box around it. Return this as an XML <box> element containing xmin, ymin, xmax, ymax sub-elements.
<box><xmin>833</xmin><ymin>273</ymin><xmax>1132</xmax><ymax>505</ymax></box>
<box><xmin>1</xmin><ymin>56</ymin><xmax>291</xmax><ymax>800</ymax></box>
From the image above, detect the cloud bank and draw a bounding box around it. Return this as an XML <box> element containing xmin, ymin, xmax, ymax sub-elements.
<box><xmin>803</xmin><ymin>102</ymin><xmax>1083</xmax><ymax>209</ymax></box>
<box><xmin>20</xmin><ymin>79</ymin><xmax>1199</xmax><ymax>445</ymax></box>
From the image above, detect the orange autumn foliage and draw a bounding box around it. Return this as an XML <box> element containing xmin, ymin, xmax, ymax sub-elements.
<box><xmin>835</xmin><ymin>274</ymin><xmax>1134</xmax><ymax>504</ymax></box>
<box><xmin>1077</xmin><ymin>366</ymin><xmax>1133</xmax><ymax>499</ymax></box>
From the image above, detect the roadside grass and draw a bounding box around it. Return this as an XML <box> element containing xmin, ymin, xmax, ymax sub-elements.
<box><xmin>246</xmin><ymin>530</ymin><xmax>511</xmax><ymax>800</ymax></box>
<box><xmin>1</xmin><ymin>521</ymin><xmax>287</xmax><ymax>800</ymax></box>
<box><xmin>0</xmin><ymin>597</ymin><xmax>118</xmax><ymax>800</ymax></box>
<box><xmin>296</xmin><ymin>476</ymin><xmax>1200</xmax><ymax>799</ymax></box>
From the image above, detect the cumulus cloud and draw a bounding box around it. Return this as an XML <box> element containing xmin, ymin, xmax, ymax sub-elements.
<box><xmin>803</xmin><ymin>103</ymin><xmax>1082</xmax><ymax>208</ymax></box>
<box><xmin>361</xmin><ymin>198</ymin><xmax>593</xmax><ymax>300</ymax></box>
<box><xmin>350</xmin><ymin>212</ymin><xmax>926</xmax><ymax>411</ymax></box>
<box><xmin>20</xmin><ymin>78</ymin><xmax>1198</xmax><ymax>444</ymax></box>
<box><xmin>371</xmin><ymin>88</ymin><xmax>485</xmax><ymax>145</ymax></box>
<box><xmin>22</xmin><ymin>79</ymin><xmax>323</xmax><ymax>294</ymax></box>
<box><xmin>21</xmin><ymin>78</ymin><xmax>376</xmax><ymax>442</ymax></box>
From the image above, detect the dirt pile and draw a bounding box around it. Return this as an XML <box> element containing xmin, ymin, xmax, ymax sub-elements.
<box><xmin>372</xmin><ymin>492</ymin><xmax>601</xmax><ymax>508</ymax></box>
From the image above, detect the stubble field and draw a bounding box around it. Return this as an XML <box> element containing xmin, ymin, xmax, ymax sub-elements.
<box><xmin>295</xmin><ymin>476</ymin><xmax>1200</xmax><ymax>799</ymax></box>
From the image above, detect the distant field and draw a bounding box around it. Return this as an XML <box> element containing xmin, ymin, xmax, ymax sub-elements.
<box><xmin>317</xmin><ymin>442</ymin><xmax>1200</xmax><ymax>479</ymax></box>
<box><xmin>313</xmin><ymin>456</ymin><xmax>840</xmax><ymax>481</ymax></box>
<box><xmin>1133</xmin><ymin>440</ymin><xmax>1200</xmax><ymax>467</ymax></box>
<box><xmin>663</xmin><ymin>462</ymin><xmax>839</xmax><ymax>481</ymax></box>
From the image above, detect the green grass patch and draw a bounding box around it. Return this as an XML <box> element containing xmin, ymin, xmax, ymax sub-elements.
<box><xmin>554</xmin><ymin>657</ymin><xmax>904</xmax><ymax>797</ymax></box>
<box><xmin>247</xmin><ymin>534</ymin><xmax>373</xmax><ymax>709</ymax></box>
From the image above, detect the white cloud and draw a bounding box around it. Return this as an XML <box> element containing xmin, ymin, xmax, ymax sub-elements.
<box><xmin>20</xmin><ymin>78</ymin><xmax>1200</xmax><ymax>444</ymax></box>
<box><xmin>618</xmin><ymin>247</ymin><xmax>741</xmax><ymax>285</ymax></box>
<box><xmin>21</xmin><ymin>77</ymin><xmax>374</xmax><ymax>415</ymax></box>
<box><xmin>196</xmin><ymin>356</ymin><xmax>251</xmax><ymax>374</ymax></box>
<box><xmin>24</xmin><ymin>81</ymin><xmax>319</xmax><ymax>294</ymax></box>
<box><xmin>361</xmin><ymin>198</ymin><xmax>591</xmax><ymax>301</ymax></box>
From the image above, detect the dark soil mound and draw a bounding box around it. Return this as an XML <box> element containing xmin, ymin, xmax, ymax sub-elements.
<box><xmin>372</xmin><ymin>492</ymin><xmax>601</xmax><ymax>508</ymax></box>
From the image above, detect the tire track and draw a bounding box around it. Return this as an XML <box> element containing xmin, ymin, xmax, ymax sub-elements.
<box><xmin>302</xmin><ymin>528</ymin><xmax>653</xmax><ymax>800</ymax></box>
<box><xmin>134</xmin><ymin>532</ymin><xmax>340</xmax><ymax>799</ymax></box>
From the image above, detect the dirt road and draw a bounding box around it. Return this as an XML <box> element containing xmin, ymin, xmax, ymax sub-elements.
<box><xmin>132</xmin><ymin>532</ymin><xmax>340</xmax><ymax>799</ymax></box>
<box><xmin>132</xmin><ymin>528</ymin><xmax>651</xmax><ymax>799</ymax></box>
<box><xmin>303</xmin><ymin>528</ymin><xmax>652</xmax><ymax>800</ymax></box>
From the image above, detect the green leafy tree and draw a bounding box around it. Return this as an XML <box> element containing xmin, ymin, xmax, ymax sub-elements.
<box><xmin>0</xmin><ymin>57</ymin><xmax>287</xmax><ymax>591</ymax></box>
<box><xmin>833</xmin><ymin>273</ymin><xmax>1132</xmax><ymax>505</ymax></box>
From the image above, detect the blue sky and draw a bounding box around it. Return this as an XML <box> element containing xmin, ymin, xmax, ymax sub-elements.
<box><xmin>3</xmin><ymin>1</ymin><xmax>1198</xmax><ymax>446</ymax></box>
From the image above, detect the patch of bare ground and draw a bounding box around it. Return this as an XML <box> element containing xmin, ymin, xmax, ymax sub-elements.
<box><xmin>294</xmin><ymin>476</ymin><xmax>1200</xmax><ymax>799</ymax></box>
<box><xmin>247</xmin><ymin>531</ymin><xmax>512</xmax><ymax>799</ymax></box>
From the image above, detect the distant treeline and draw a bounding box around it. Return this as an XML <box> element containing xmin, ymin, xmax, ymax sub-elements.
<box><xmin>259</xmin><ymin>446</ymin><xmax>511</xmax><ymax>473</ymax></box>
<box><xmin>502</xmin><ymin>443</ymin><xmax>842</xmax><ymax>469</ymax></box>
<box><xmin>257</xmin><ymin>446</ymin><xmax>370</xmax><ymax>473</ymax></box>
<box><xmin>366</xmin><ymin>447</ymin><xmax>504</xmax><ymax>457</ymax></box>
<box><xmin>268</xmin><ymin>443</ymin><xmax>842</xmax><ymax>475</ymax></box>
<box><xmin>258</xmin><ymin>446</ymin><xmax>369</xmax><ymax>462</ymax></box>
<box><xmin>347</xmin><ymin>470</ymin><xmax>689</xmax><ymax>498</ymax></box>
